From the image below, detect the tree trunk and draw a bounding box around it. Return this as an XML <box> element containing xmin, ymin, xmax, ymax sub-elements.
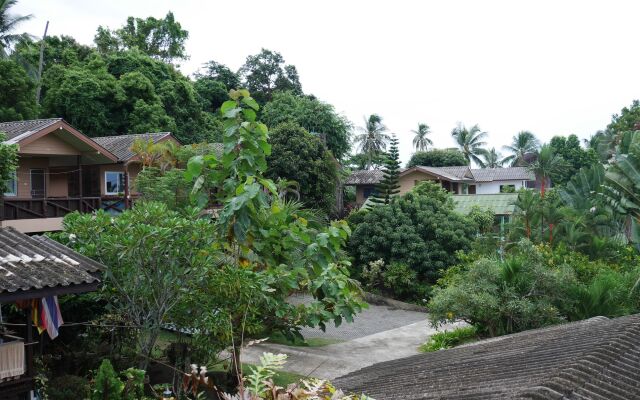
<box><xmin>35</xmin><ymin>21</ymin><xmax>49</xmax><ymax>105</ymax></box>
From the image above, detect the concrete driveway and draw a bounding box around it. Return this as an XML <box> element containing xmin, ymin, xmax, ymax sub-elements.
<box><xmin>241</xmin><ymin>299</ymin><xmax>462</xmax><ymax>380</ymax></box>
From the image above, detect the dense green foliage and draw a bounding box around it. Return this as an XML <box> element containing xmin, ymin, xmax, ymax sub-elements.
<box><xmin>406</xmin><ymin>149</ymin><xmax>468</xmax><ymax>168</ymax></box>
<box><xmin>0</xmin><ymin>132</ymin><xmax>18</xmax><ymax>193</ymax></box>
<box><xmin>370</xmin><ymin>134</ymin><xmax>401</xmax><ymax>205</ymax></box>
<box><xmin>48</xmin><ymin>375</ymin><xmax>90</xmax><ymax>400</ymax></box>
<box><xmin>349</xmin><ymin>181</ymin><xmax>476</xmax><ymax>283</ymax></box>
<box><xmin>0</xmin><ymin>58</ymin><xmax>37</xmax><ymax>119</ymax></box>
<box><xmin>429</xmin><ymin>241</ymin><xmax>639</xmax><ymax>337</ymax></box>
<box><xmin>57</xmin><ymin>203</ymin><xmax>215</xmax><ymax>368</ymax></box>
<box><xmin>265</xmin><ymin>121</ymin><xmax>339</xmax><ymax>215</ymax></box>
<box><xmin>238</xmin><ymin>48</ymin><xmax>302</xmax><ymax>104</ymax></box>
<box><xmin>91</xmin><ymin>360</ymin><xmax>146</xmax><ymax>400</ymax></box>
<box><xmin>261</xmin><ymin>91</ymin><xmax>351</xmax><ymax>159</ymax></box>
<box><xmin>548</xmin><ymin>134</ymin><xmax>598</xmax><ymax>186</ymax></box>
<box><xmin>184</xmin><ymin>90</ymin><xmax>364</xmax><ymax>374</ymax></box>
<box><xmin>94</xmin><ymin>12</ymin><xmax>188</xmax><ymax>62</ymax></box>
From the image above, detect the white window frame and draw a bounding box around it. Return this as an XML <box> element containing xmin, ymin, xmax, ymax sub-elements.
<box><xmin>3</xmin><ymin>171</ymin><xmax>17</xmax><ymax>197</ymax></box>
<box><xmin>104</xmin><ymin>171</ymin><xmax>126</xmax><ymax>196</ymax></box>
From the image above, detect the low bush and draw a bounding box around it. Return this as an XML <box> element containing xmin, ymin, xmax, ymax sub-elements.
<box><xmin>420</xmin><ymin>326</ymin><xmax>478</xmax><ymax>352</ymax></box>
<box><xmin>48</xmin><ymin>375</ymin><xmax>90</xmax><ymax>400</ymax></box>
<box><xmin>429</xmin><ymin>239</ymin><xmax>640</xmax><ymax>337</ymax></box>
<box><xmin>360</xmin><ymin>259</ymin><xmax>428</xmax><ymax>301</ymax></box>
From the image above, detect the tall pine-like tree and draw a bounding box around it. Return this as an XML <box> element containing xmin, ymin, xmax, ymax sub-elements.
<box><xmin>371</xmin><ymin>134</ymin><xmax>401</xmax><ymax>204</ymax></box>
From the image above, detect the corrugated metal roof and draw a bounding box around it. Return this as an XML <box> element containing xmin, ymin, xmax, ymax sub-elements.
<box><xmin>0</xmin><ymin>227</ymin><xmax>104</xmax><ymax>298</ymax></box>
<box><xmin>344</xmin><ymin>169</ymin><xmax>384</xmax><ymax>185</ymax></box>
<box><xmin>471</xmin><ymin>167</ymin><xmax>534</xmax><ymax>182</ymax></box>
<box><xmin>335</xmin><ymin>314</ymin><xmax>640</xmax><ymax>399</ymax></box>
<box><xmin>453</xmin><ymin>193</ymin><xmax>519</xmax><ymax>215</ymax></box>
<box><xmin>0</xmin><ymin>118</ymin><xmax>62</xmax><ymax>142</ymax></box>
<box><xmin>93</xmin><ymin>133</ymin><xmax>173</xmax><ymax>161</ymax></box>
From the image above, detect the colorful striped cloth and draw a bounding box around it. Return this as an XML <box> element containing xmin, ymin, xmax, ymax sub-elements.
<box><xmin>31</xmin><ymin>296</ymin><xmax>64</xmax><ymax>339</ymax></box>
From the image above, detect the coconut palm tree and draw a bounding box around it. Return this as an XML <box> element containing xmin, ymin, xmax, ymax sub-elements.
<box><xmin>354</xmin><ymin>114</ymin><xmax>390</xmax><ymax>169</ymax></box>
<box><xmin>528</xmin><ymin>144</ymin><xmax>564</xmax><ymax>198</ymax></box>
<box><xmin>451</xmin><ymin>123</ymin><xmax>488</xmax><ymax>166</ymax></box>
<box><xmin>479</xmin><ymin>147</ymin><xmax>505</xmax><ymax>168</ymax></box>
<box><xmin>0</xmin><ymin>0</ymin><xmax>32</xmax><ymax>57</ymax></box>
<box><xmin>411</xmin><ymin>123</ymin><xmax>432</xmax><ymax>152</ymax></box>
<box><xmin>502</xmin><ymin>131</ymin><xmax>539</xmax><ymax>167</ymax></box>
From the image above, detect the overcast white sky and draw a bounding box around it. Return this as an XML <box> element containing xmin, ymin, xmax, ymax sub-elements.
<box><xmin>13</xmin><ymin>0</ymin><xmax>640</xmax><ymax>164</ymax></box>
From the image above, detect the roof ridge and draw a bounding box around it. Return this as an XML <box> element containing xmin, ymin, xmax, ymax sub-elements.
<box><xmin>94</xmin><ymin>132</ymin><xmax>171</xmax><ymax>140</ymax></box>
<box><xmin>0</xmin><ymin>117</ymin><xmax>62</xmax><ymax>125</ymax></box>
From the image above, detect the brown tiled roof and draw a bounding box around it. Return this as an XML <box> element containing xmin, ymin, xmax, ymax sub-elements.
<box><xmin>408</xmin><ymin>166</ymin><xmax>473</xmax><ymax>181</ymax></box>
<box><xmin>93</xmin><ymin>133</ymin><xmax>173</xmax><ymax>161</ymax></box>
<box><xmin>334</xmin><ymin>314</ymin><xmax>640</xmax><ymax>399</ymax></box>
<box><xmin>0</xmin><ymin>227</ymin><xmax>104</xmax><ymax>301</ymax></box>
<box><xmin>471</xmin><ymin>167</ymin><xmax>534</xmax><ymax>182</ymax></box>
<box><xmin>344</xmin><ymin>169</ymin><xmax>384</xmax><ymax>185</ymax></box>
<box><xmin>346</xmin><ymin>167</ymin><xmax>535</xmax><ymax>186</ymax></box>
<box><xmin>0</xmin><ymin>118</ymin><xmax>63</xmax><ymax>142</ymax></box>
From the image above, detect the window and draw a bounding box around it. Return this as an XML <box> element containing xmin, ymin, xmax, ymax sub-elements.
<box><xmin>468</xmin><ymin>185</ymin><xmax>476</xmax><ymax>194</ymax></box>
<box><xmin>105</xmin><ymin>171</ymin><xmax>126</xmax><ymax>195</ymax></box>
<box><xmin>500</xmin><ymin>184</ymin><xmax>516</xmax><ymax>193</ymax></box>
<box><xmin>363</xmin><ymin>186</ymin><xmax>376</xmax><ymax>199</ymax></box>
<box><xmin>3</xmin><ymin>171</ymin><xmax>17</xmax><ymax>196</ymax></box>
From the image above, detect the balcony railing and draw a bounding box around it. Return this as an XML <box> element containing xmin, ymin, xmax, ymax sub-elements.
<box><xmin>1</xmin><ymin>197</ymin><xmax>103</xmax><ymax>220</ymax></box>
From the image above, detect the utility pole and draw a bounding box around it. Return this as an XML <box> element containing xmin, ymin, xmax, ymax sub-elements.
<box><xmin>35</xmin><ymin>20</ymin><xmax>49</xmax><ymax>105</ymax></box>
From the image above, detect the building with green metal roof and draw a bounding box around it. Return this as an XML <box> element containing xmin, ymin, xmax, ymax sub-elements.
<box><xmin>453</xmin><ymin>193</ymin><xmax>519</xmax><ymax>215</ymax></box>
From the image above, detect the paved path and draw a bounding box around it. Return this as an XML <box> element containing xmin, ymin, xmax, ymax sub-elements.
<box><xmin>242</xmin><ymin>299</ymin><xmax>463</xmax><ymax>379</ymax></box>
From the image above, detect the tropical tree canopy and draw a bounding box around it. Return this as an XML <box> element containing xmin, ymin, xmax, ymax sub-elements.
<box><xmin>406</xmin><ymin>149</ymin><xmax>468</xmax><ymax>168</ymax></box>
<box><xmin>503</xmin><ymin>130</ymin><xmax>539</xmax><ymax>166</ymax></box>
<box><xmin>238</xmin><ymin>48</ymin><xmax>302</xmax><ymax>104</ymax></box>
<box><xmin>94</xmin><ymin>12</ymin><xmax>189</xmax><ymax>62</ymax></box>
<box><xmin>411</xmin><ymin>123</ymin><xmax>432</xmax><ymax>152</ymax></box>
<box><xmin>265</xmin><ymin>121</ymin><xmax>339</xmax><ymax>215</ymax></box>
<box><xmin>451</xmin><ymin>123</ymin><xmax>488</xmax><ymax>166</ymax></box>
<box><xmin>353</xmin><ymin>114</ymin><xmax>390</xmax><ymax>169</ymax></box>
<box><xmin>478</xmin><ymin>147</ymin><xmax>505</xmax><ymax>168</ymax></box>
<box><xmin>261</xmin><ymin>91</ymin><xmax>352</xmax><ymax>160</ymax></box>
<box><xmin>0</xmin><ymin>0</ymin><xmax>31</xmax><ymax>57</ymax></box>
<box><xmin>528</xmin><ymin>144</ymin><xmax>565</xmax><ymax>197</ymax></box>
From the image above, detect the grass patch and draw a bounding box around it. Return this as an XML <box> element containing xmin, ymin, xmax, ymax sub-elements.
<box><xmin>420</xmin><ymin>326</ymin><xmax>478</xmax><ymax>352</ymax></box>
<box><xmin>266</xmin><ymin>332</ymin><xmax>343</xmax><ymax>347</ymax></box>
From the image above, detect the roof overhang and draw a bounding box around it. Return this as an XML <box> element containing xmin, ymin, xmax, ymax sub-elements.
<box><xmin>400</xmin><ymin>166</ymin><xmax>472</xmax><ymax>182</ymax></box>
<box><xmin>0</xmin><ymin>281</ymin><xmax>100</xmax><ymax>303</ymax></box>
<box><xmin>11</xmin><ymin>120</ymin><xmax>118</xmax><ymax>163</ymax></box>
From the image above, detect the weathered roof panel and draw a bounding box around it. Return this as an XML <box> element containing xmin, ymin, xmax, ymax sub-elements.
<box><xmin>0</xmin><ymin>227</ymin><xmax>104</xmax><ymax>300</ymax></box>
<box><xmin>344</xmin><ymin>170</ymin><xmax>384</xmax><ymax>185</ymax></box>
<box><xmin>0</xmin><ymin>118</ymin><xmax>63</xmax><ymax>142</ymax></box>
<box><xmin>92</xmin><ymin>133</ymin><xmax>173</xmax><ymax>161</ymax></box>
<box><xmin>334</xmin><ymin>314</ymin><xmax>640</xmax><ymax>399</ymax></box>
<box><xmin>471</xmin><ymin>167</ymin><xmax>534</xmax><ymax>182</ymax></box>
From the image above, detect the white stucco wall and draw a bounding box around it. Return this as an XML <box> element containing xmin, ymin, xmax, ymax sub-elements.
<box><xmin>475</xmin><ymin>180</ymin><xmax>528</xmax><ymax>194</ymax></box>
